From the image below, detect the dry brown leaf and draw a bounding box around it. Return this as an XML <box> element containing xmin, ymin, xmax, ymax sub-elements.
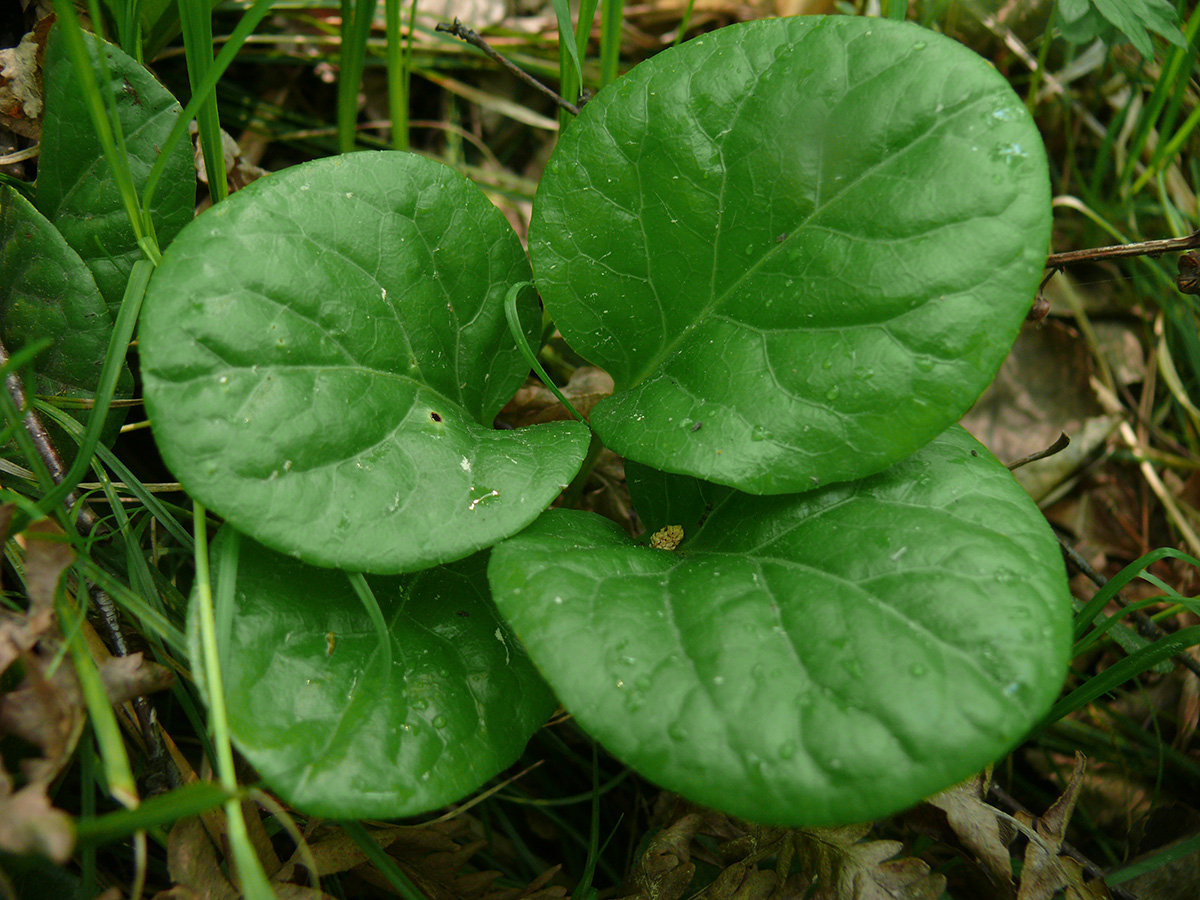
<box><xmin>0</xmin><ymin>634</ymin><xmax>85</xmax><ymax>785</ymax></box>
<box><xmin>1015</xmin><ymin>753</ymin><xmax>1088</xmax><ymax>900</ymax></box>
<box><xmin>916</xmin><ymin>771</ymin><xmax>1014</xmax><ymax>893</ymax></box>
<box><xmin>189</xmin><ymin>121</ymin><xmax>268</xmax><ymax>196</ymax></box>
<box><xmin>794</xmin><ymin>823</ymin><xmax>946</xmax><ymax>900</ymax></box>
<box><xmin>0</xmin><ymin>21</ymin><xmax>49</xmax><ymax>140</ymax></box>
<box><xmin>99</xmin><ymin>652</ymin><xmax>175</xmax><ymax>705</ymax></box>
<box><xmin>22</xmin><ymin>517</ymin><xmax>75</xmax><ymax>634</ymax></box>
<box><xmin>500</xmin><ymin>367</ymin><xmax>614</xmax><ymax>427</ymax></box>
<box><xmin>163</xmin><ymin>816</ymin><xmax>238</xmax><ymax>900</ymax></box>
<box><xmin>620</xmin><ymin>811</ymin><xmax>708</xmax><ymax>900</ymax></box>
<box><xmin>0</xmin><ymin>780</ymin><xmax>75</xmax><ymax>863</ymax></box>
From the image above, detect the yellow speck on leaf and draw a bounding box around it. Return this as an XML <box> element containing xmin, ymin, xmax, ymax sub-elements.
<box><xmin>650</xmin><ymin>525</ymin><xmax>684</xmax><ymax>551</ymax></box>
<box><xmin>325</xmin><ymin>632</ymin><xmax>336</xmax><ymax>655</ymax></box>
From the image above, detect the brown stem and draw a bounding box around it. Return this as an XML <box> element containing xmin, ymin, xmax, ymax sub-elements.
<box><xmin>1046</xmin><ymin>230</ymin><xmax>1200</xmax><ymax>268</ymax></box>
<box><xmin>435</xmin><ymin>18</ymin><xmax>582</xmax><ymax>117</ymax></box>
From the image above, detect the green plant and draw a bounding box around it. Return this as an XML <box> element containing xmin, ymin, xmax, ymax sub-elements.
<box><xmin>130</xmin><ymin>14</ymin><xmax>1076</xmax><ymax>828</ymax></box>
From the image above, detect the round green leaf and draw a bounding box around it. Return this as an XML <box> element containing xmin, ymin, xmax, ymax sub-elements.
<box><xmin>141</xmin><ymin>153</ymin><xmax>590</xmax><ymax>574</ymax></box>
<box><xmin>194</xmin><ymin>527</ymin><xmax>555</xmax><ymax>819</ymax></box>
<box><xmin>530</xmin><ymin>17</ymin><xmax>1051</xmax><ymax>494</ymax></box>
<box><xmin>38</xmin><ymin>24</ymin><xmax>194</xmax><ymax>315</ymax></box>
<box><xmin>488</xmin><ymin>427</ymin><xmax>1071</xmax><ymax>826</ymax></box>
<box><xmin>0</xmin><ymin>185</ymin><xmax>131</xmax><ymax>456</ymax></box>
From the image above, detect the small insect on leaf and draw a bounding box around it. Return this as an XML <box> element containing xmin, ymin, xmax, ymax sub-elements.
<box><xmin>325</xmin><ymin>632</ymin><xmax>336</xmax><ymax>655</ymax></box>
<box><xmin>649</xmin><ymin>525</ymin><xmax>684</xmax><ymax>551</ymax></box>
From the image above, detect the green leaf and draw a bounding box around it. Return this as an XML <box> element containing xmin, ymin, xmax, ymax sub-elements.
<box><xmin>37</xmin><ymin>23</ymin><xmax>194</xmax><ymax>314</ymax></box>
<box><xmin>141</xmin><ymin>152</ymin><xmax>590</xmax><ymax>574</ymax></box>
<box><xmin>0</xmin><ymin>185</ymin><xmax>130</xmax><ymax>455</ymax></box>
<box><xmin>488</xmin><ymin>426</ymin><xmax>1072</xmax><ymax>826</ymax></box>
<box><xmin>193</xmin><ymin>527</ymin><xmax>555</xmax><ymax>818</ymax></box>
<box><xmin>1091</xmin><ymin>0</ymin><xmax>1187</xmax><ymax>58</ymax></box>
<box><xmin>530</xmin><ymin>17</ymin><xmax>1051</xmax><ymax>494</ymax></box>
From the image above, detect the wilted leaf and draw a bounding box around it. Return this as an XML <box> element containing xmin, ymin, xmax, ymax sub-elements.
<box><xmin>162</xmin><ymin>816</ymin><xmax>239</xmax><ymax>900</ymax></box>
<box><xmin>98</xmin><ymin>652</ymin><xmax>175</xmax><ymax>706</ymax></box>
<box><xmin>917</xmin><ymin>771</ymin><xmax>1014</xmax><ymax>891</ymax></box>
<box><xmin>620</xmin><ymin>812</ymin><xmax>708</xmax><ymax>900</ymax></box>
<box><xmin>22</xmin><ymin>512</ymin><xmax>75</xmax><ymax>629</ymax></box>
<box><xmin>0</xmin><ymin>779</ymin><xmax>75</xmax><ymax>863</ymax></box>
<box><xmin>794</xmin><ymin>823</ymin><xmax>945</xmax><ymax>900</ymax></box>
<box><xmin>1015</xmin><ymin>753</ymin><xmax>1087</xmax><ymax>900</ymax></box>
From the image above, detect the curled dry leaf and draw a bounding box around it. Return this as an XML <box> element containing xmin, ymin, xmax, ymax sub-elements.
<box><xmin>620</xmin><ymin>811</ymin><xmax>708</xmax><ymax>900</ymax></box>
<box><xmin>913</xmin><ymin>770</ymin><xmax>1015</xmax><ymax>892</ymax></box>
<box><xmin>1015</xmin><ymin>753</ymin><xmax>1088</xmax><ymax>900</ymax></box>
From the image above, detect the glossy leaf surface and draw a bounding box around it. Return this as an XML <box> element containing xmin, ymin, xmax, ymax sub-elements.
<box><xmin>489</xmin><ymin>427</ymin><xmax>1071</xmax><ymax>826</ymax></box>
<box><xmin>38</xmin><ymin>25</ymin><xmax>193</xmax><ymax>314</ymax></box>
<box><xmin>0</xmin><ymin>186</ymin><xmax>130</xmax><ymax>453</ymax></box>
<box><xmin>142</xmin><ymin>153</ymin><xmax>590</xmax><ymax>573</ymax></box>
<box><xmin>194</xmin><ymin>527</ymin><xmax>555</xmax><ymax>818</ymax></box>
<box><xmin>531</xmin><ymin>17</ymin><xmax>1052</xmax><ymax>493</ymax></box>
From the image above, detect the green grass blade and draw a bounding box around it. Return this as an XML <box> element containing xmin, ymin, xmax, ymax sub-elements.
<box><xmin>194</xmin><ymin>504</ymin><xmax>276</xmax><ymax>900</ymax></box>
<box><xmin>63</xmin><ymin>583</ymin><xmax>140</xmax><ymax>808</ymax></box>
<box><xmin>598</xmin><ymin>0</ymin><xmax>622</xmax><ymax>86</ymax></box>
<box><xmin>1044</xmin><ymin>625</ymin><xmax>1200</xmax><ymax>724</ymax></box>
<box><xmin>35</xmin><ymin>260</ymin><xmax>150</xmax><ymax>522</ymax></box>
<box><xmin>142</xmin><ymin>0</ymin><xmax>276</xmax><ymax>213</ymax></box>
<box><xmin>341</xmin><ymin>819</ymin><xmax>429</xmax><ymax>900</ymax></box>
<box><xmin>384</xmin><ymin>0</ymin><xmax>410</xmax><ymax>151</ymax></box>
<box><xmin>504</xmin><ymin>282</ymin><xmax>588</xmax><ymax>425</ymax></box>
<box><xmin>338</xmin><ymin>0</ymin><xmax>382</xmax><ymax>152</ymax></box>
<box><xmin>346</xmin><ymin>571</ymin><xmax>393</xmax><ymax>674</ymax></box>
<box><xmin>178</xmin><ymin>0</ymin><xmax>228</xmax><ymax>204</ymax></box>
<box><xmin>1072</xmin><ymin>547</ymin><xmax>1200</xmax><ymax>641</ymax></box>
<box><xmin>76</xmin><ymin>780</ymin><xmax>235</xmax><ymax>847</ymax></box>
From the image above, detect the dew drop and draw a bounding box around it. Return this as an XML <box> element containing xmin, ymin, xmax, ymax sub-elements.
<box><xmin>825</xmin><ymin>386</ymin><xmax>840</xmax><ymax>401</ymax></box>
<box><xmin>432</xmin><ymin>715</ymin><xmax>447</xmax><ymax>729</ymax></box>
<box><xmin>779</xmin><ymin>741</ymin><xmax>796</xmax><ymax>760</ymax></box>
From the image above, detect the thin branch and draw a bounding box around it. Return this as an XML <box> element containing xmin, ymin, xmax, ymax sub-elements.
<box><xmin>1046</xmin><ymin>230</ymin><xmax>1200</xmax><ymax>268</ymax></box>
<box><xmin>434</xmin><ymin>19</ymin><xmax>581</xmax><ymax>117</ymax></box>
